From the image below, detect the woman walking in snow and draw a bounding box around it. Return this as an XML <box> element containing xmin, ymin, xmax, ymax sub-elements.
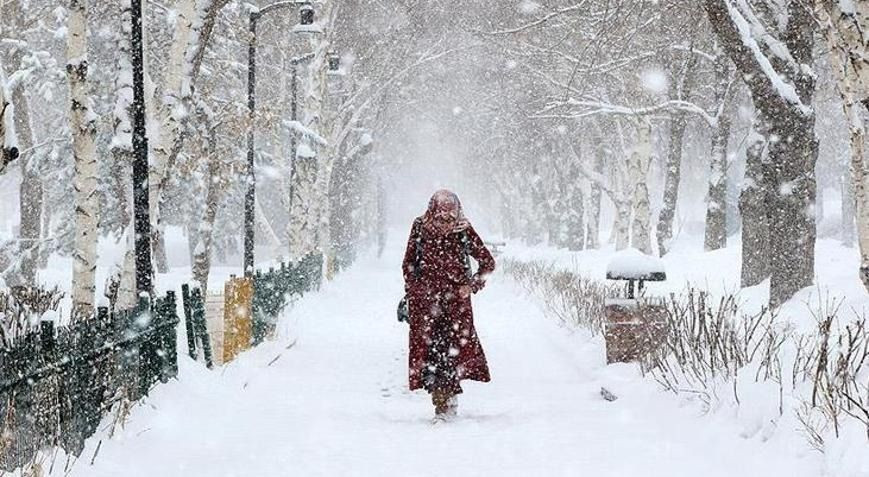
<box><xmin>402</xmin><ymin>190</ymin><xmax>496</xmax><ymax>422</ymax></box>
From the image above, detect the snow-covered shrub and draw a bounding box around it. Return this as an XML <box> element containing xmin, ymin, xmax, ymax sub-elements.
<box><xmin>644</xmin><ymin>290</ymin><xmax>785</xmax><ymax>409</ymax></box>
<box><xmin>794</xmin><ymin>300</ymin><xmax>869</xmax><ymax>450</ymax></box>
<box><xmin>0</xmin><ymin>286</ymin><xmax>64</xmax><ymax>348</ymax></box>
<box><xmin>504</xmin><ymin>258</ymin><xmax>869</xmax><ymax>459</ymax></box>
<box><xmin>501</xmin><ymin>258</ymin><xmax>613</xmax><ymax>333</ymax></box>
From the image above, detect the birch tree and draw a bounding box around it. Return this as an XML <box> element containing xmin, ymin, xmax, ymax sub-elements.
<box><xmin>0</xmin><ymin>71</ymin><xmax>18</xmax><ymax>174</ymax></box>
<box><xmin>657</xmin><ymin>51</ymin><xmax>698</xmax><ymax>255</ymax></box>
<box><xmin>67</xmin><ymin>0</ymin><xmax>99</xmax><ymax>318</ymax></box>
<box><xmin>703</xmin><ymin>49</ymin><xmax>734</xmax><ymax>251</ymax></box>
<box><xmin>815</xmin><ymin>0</ymin><xmax>869</xmax><ymax>292</ymax></box>
<box><xmin>630</xmin><ymin>119</ymin><xmax>653</xmax><ymax>254</ymax></box>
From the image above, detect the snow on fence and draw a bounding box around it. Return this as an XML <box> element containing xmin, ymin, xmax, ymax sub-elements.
<box><xmin>0</xmin><ymin>293</ymin><xmax>179</xmax><ymax>470</ymax></box>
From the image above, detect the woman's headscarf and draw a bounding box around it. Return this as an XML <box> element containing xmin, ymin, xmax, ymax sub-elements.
<box><xmin>422</xmin><ymin>189</ymin><xmax>470</xmax><ymax>236</ymax></box>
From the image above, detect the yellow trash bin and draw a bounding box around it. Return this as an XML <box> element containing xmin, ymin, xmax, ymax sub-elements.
<box><xmin>223</xmin><ymin>276</ymin><xmax>253</xmax><ymax>363</ymax></box>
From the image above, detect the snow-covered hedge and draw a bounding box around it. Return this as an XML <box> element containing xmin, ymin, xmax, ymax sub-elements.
<box><xmin>502</xmin><ymin>258</ymin><xmax>869</xmax><ymax>468</ymax></box>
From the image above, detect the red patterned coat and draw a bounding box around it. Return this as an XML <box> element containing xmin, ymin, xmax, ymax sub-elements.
<box><xmin>402</xmin><ymin>217</ymin><xmax>496</xmax><ymax>392</ymax></box>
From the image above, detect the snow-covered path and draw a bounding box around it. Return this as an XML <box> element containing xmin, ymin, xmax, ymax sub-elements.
<box><xmin>72</xmin><ymin>250</ymin><xmax>820</xmax><ymax>477</ymax></box>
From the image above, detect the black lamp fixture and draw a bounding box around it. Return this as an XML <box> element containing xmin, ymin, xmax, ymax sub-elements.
<box><xmin>300</xmin><ymin>2</ymin><xmax>314</xmax><ymax>25</ymax></box>
<box><xmin>328</xmin><ymin>50</ymin><xmax>340</xmax><ymax>71</ymax></box>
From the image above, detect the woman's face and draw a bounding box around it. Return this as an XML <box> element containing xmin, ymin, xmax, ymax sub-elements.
<box><xmin>431</xmin><ymin>208</ymin><xmax>458</xmax><ymax>235</ymax></box>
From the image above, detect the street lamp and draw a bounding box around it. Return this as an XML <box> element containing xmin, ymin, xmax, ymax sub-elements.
<box><xmin>131</xmin><ymin>0</ymin><xmax>153</xmax><ymax>294</ymax></box>
<box><xmin>245</xmin><ymin>0</ymin><xmax>319</xmax><ymax>277</ymax></box>
<box><xmin>327</xmin><ymin>51</ymin><xmax>340</xmax><ymax>71</ymax></box>
<box><xmin>300</xmin><ymin>2</ymin><xmax>314</xmax><ymax>25</ymax></box>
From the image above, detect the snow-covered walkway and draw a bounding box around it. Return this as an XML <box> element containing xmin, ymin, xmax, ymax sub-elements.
<box><xmin>72</xmin><ymin>250</ymin><xmax>821</xmax><ymax>477</ymax></box>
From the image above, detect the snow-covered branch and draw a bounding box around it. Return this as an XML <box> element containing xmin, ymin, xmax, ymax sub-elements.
<box><xmin>720</xmin><ymin>0</ymin><xmax>812</xmax><ymax>115</ymax></box>
<box><xmin>481</xmin><ymin>1</ymin><xmax>592</xmax><ymax>35</ymax></box>
<box><xmin>538</xmin><ymin>98</ymin><xmax>718</xmax><ymax>126</ymax></box>
<box><xmin>284</xmin><ymin>120</ymin><xmax>328</xmax><ymax>146</ymax></box>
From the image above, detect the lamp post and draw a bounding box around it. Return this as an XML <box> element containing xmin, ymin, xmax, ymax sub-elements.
<box><xmin>131</xmin><ymin>0</ymin><xmax>153</xmax><ymax>294</ymax></box>
<box><xmin>287</xmin><ymin>52</ymin><xmax>314</xmax><ymax>219</ymax></box>
<box><xmin>245</xmin><ymin>0</ymin><xmax>317</xmax><ymax>276</ymax></box>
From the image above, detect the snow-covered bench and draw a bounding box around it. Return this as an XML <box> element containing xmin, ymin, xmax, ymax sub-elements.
<box><xmin>484</xmin><ymin>240</ymin><xmax>506</xmax><ymax>256</ymax></box>
<box><xmin>604</xmin><ymin>249</ymin><xmax>667</xmax><ymax>364</ymax></box>
<box><xmin>605</xmin><ymin>248</ymin><xmax>666</xmax><ymax>300</ymax></box>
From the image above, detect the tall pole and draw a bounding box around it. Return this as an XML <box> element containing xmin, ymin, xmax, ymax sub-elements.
<box><xmin>131</xmin><ymin>0</ymin><xmax>153</xmax><ymax>295</ymax></box>
<box><xmin>244</xmin><ymin>14</ymin><xmax>258</xmax><ymax>277</ymax></box>
<box><xmin>245</xmin><ymin>2</ymin><xmax>315</xmax><ymax>273</ymax></box>
<box><xmin>288</xmin><ymin>63</ymin><xmax>298</xmax><ymax>217</ymax></box>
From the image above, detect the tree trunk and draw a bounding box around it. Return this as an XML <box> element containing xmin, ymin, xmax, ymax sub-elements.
<box><xmin>846</xmin><ymin>109</ymin><xmax>869</xmax><ymax>291</ymax></box>
<box><xmin>739</xmin><ymin>131</ymin><xmax>769</xmax><ymax>287</ymax></box>
<box><xmin>630</xmin><ymin>120</ymin><xmax>652</xmax><ymax>254</ymax></box>
<box><xmin>657</xmin><ymin>52</ymin><xmax>698</xmax><ymax>256</ymax></box>
<box><xmin>841</xmin><ymin>172</ymin><xmax>856</xmax><ymax>246</ymax></box>
<box><xmin>15</xmin><ymin>113</ymin><xmax>40</xmax><ymax>286</ymax></box>
<box><xmin>288</xmin><ymin>155</ymin><xmax>320</xmax><ymax>260</ymax></box>
<box><xmin>68</xmin><ymin>0</ymin><xmax>99</xmax><ymax>320</ymax></box>
<box><xmin>0</xmin><ymin>85</ymin><xmax>17</xmax><ymax>173</ymax></box>
<box><xmin>289</xmin><ymin>3</ymin><xmax>334</xmax><ymax>262</ymax></box>
<box><xmin>110</xmin><ymin>0</ymin><xmax>133</xmax><ymax>239</ymax></box>
<box><xmin>148</xmin><ymin>0</ymin><xmax>196</xmax><ymax>274</ymax></box>
<box><xmin>657</xmin><ymin>111</ymin><xmax>687</xmax><ymax>256</ymax></box>
<box><xmin>704</xmin><ymin>51</ymin><xmax>732</xmax><ymax>251</ymax></box>
<box><xmin>565</xmin><ymin>184</ymin><xmax>585</xmax><ymax>251</ymax></box>
<box><xmin>10</xmin><ymin>60</ymin><xmax>42</xmax><ymax>286</ymax></box>
<box><xmin>586</xmin><ymin>144</ymin><xmax>603</xmax><ymax>249</ymax></box>
<box><xmin>614</xmin><ymin>200</ymin><xmax>631</xmax><ymax>251</ymax></box>
<box><xmin>766</xmin><ymin>115</ymin><xmax>818</xmax><ymax>306</ymax></box>
<box><xmin>116</xmin><ymin>0</ymin><xmax>229</xmax><ymax>305</ymax></box>
<box><xmin>704</xmin><ymin>0</ymin><xmax>818</xmax><ymax>307</ymax></box>
<box><xmin>192</xmin><ymin>158</ymin><xmax>221</xmax><ymax>294</ymax></box>
<box><xmin>817</xmin><ymin>0</ymin><xmax>869</xmax><ymax>291</ymax></box>
<box><xmin>704</xmin><ymin>114</ymin><xmax>730</xmax><ymax>250</ymax></box>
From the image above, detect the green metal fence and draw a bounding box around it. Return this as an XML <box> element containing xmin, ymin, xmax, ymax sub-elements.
<box><xmin>0</xmin><ymin>292</ymin><xmax>180</xmax><ymax>469</ymax></box>
<box><xmin>252</xmin><ymin>253</ymin><xmax>323</xmax><ymax>345</ymax></box>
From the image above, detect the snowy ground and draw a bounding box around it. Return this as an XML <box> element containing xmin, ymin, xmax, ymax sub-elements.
<box><xmin>58</xmin><ymin>238</ymin><xmax>829</xmax><ymax>477</ymax></box>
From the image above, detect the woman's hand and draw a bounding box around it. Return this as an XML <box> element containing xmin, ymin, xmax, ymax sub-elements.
<box><xmin>458</xmin><ymin>285</ymin><xmax>472</xmax><ymax>298</ymax></box>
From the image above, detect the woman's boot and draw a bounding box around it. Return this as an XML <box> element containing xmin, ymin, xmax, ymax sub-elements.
<box><xmin>431</xmin><ymin>390</ymin><xmax>450</xmax><ymax>422</ymax></box>
<box><xmin>446</xmin><ymin>395</ymin><xmax>458</xmax><ymax>418</ymax></box>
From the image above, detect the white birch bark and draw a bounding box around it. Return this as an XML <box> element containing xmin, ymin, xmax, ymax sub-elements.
<box><xmin>67</xmin><ymin>0</ymin><xmax>99</xmax><ymax>319</ymax></box>
<box><xmin>149</xmin><ymin>0</ymin><xmax>196</xmax><ymax>273</ymax></box>
<box><xmin>704</xmin><ymin>50</ymin><xmax>733</xmax><ymax>251</ymax></box>
<box><xmin>817</xmin><ymin>0</ymin><xmax>869</xmax><ymax>291</ymax></box>
<box><xmin>289</xmin><ymin>1</ymin><xmax>335</xmax><ymax>263</ymax></box>
<box><xmin>117</xmin><ymin>0</ymin><xmax>224</xmax><ymax>305</ymax></box>
<box><xmin>614</xmin><ymin>200</ymin><xmax>631</xmax><ymax>251</ymax></box>
<box><xmin>0</xmin><ymin>83</ymin><xmax>16</xmax><ymax>174</ymax></box>
<box><xmin>586</xmin><ymin>143</ymin><xmax>604</xmax><ymax>249</ymax></box>
<box><xmin>576</xmin><ymin>147</ymin><xmax>631</xmax><ymax>251</ymax></box>
<box><xmin>629</xmin><ymin>120</ymin><xmax>652</xmax><ymax>254</ymax></box>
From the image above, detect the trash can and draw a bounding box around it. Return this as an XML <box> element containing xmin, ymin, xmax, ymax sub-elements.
<box><xmin>604</xmin><ymin>250</ymin><xmax>668</xmax><ymax>364</ymax></box>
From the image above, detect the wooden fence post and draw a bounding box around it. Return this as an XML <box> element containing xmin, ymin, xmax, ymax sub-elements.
<box><xmin>133</xmin><ymin>295</ymin><xmax>151</xmax><ymax>399</ymax></box>
<box><xmin>181</xmin><ymin>284</ymin><xmax>197</xmax><ymax>359</ymax></box>
<box><xmin>35</xmin><ymin>319</ymin><xmax>58</xmax><ymax>450</ymax></box>
<box><xmin>191</xmin><ymin>288</ymin><xmax>214</xmax><ymax>369</ymax></box>
<box><xmin>160</xmin><ymin>291</ymin><xmax>179</xmax><ymax>381</ymax></box>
